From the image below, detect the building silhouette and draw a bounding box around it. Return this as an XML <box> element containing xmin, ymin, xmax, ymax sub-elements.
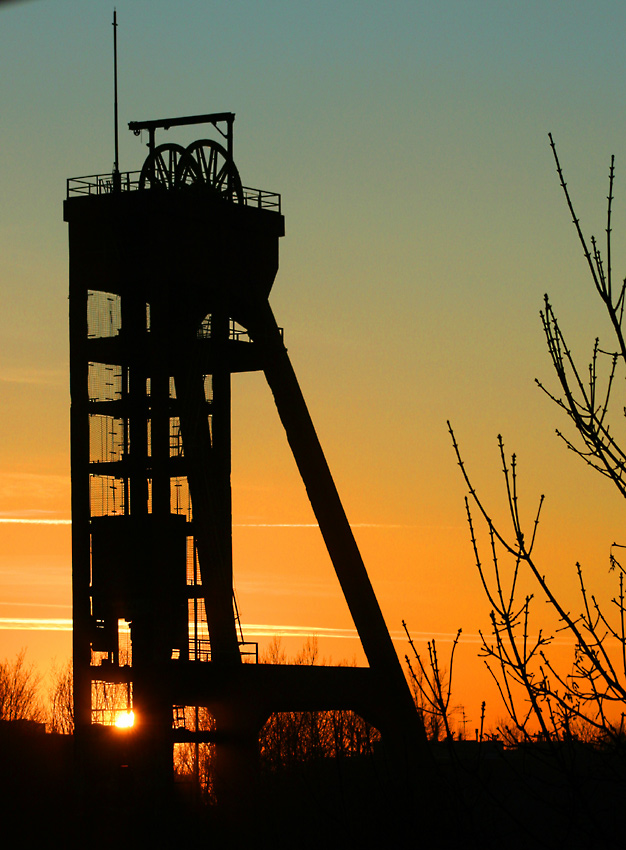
<box><xmin>65</xmin><ymin>112</ymin><xmax>427</xmax><ymax>803</ymax></box>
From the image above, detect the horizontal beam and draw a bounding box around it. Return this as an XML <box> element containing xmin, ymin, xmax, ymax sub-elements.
<box><xmin>128</xmin><ymin>112</ymin><xmax>234</xmax><ymax>134</ymax></box>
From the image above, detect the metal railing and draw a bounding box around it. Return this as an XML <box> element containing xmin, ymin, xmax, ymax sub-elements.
<box><xmin>67</xmin><ymin>171</ymin><xmax>141</xmax><ymax>197</ymax></box>
<box><xmin>240</xmin><ymin>186</ymin><xmax>282</xmax><ymax>212</ymax></box>
<box><xmin>67</xmin><ymin>171</ymin><xmax>281</xmax><ymax>213</ymax></box>
<box><xmin>189</xmin><ymin>637</ymin><xmax>259</xmax><ymax>664</ymax></box>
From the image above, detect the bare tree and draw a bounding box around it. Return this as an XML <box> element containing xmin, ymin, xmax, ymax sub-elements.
<box><xmin>448</xmin><ymin>137</ymin><xmax>626</xmax><ymax>745</ymax></box>
<box><xmin>48</xmin><ymin>659</ymin><xmax>74</xmax><ymax>734</ymax></box>
<box><xmin>403</xmin><ymin>621</ymin><xmax>462</xmax><ymax>741</ymax></box>
<box><xmin>538</xmin><ymin>134</ymin><xmax>626</xmax><ymax>497</ymax></box>
<box><xmin>258</xmin><ymin>637</ymin><xmax>380</xmax><ymax>770</ymax></box>
<box><xmin>173</xmin><ymin>705</ymin><xmax>215</xmax><ymax>801</ymax></box>
<box><xmin>0</xmin><ymin>649</ymin><xmax>45</xmax><ymax>724</ymax></box>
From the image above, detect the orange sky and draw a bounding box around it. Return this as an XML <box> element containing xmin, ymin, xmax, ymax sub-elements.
<box><xmin>2</xmin><ymin>1</ymin><xmax>626</xmax><ymax>733</ymax></box>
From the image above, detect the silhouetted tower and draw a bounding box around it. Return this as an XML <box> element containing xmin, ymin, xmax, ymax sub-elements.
<box><xmin>65</xmin><ymin>113</ymin><xmax>427</xmax><ymax>802</ymax></box>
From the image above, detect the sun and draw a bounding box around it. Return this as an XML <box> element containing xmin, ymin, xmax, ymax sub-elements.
<box><xmin>115</xmin><ymin>710</ymin><xmax>135</xmax><ymax>728</ymax></box>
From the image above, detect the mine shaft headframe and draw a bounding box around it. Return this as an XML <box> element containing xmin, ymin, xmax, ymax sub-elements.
<box><xmin>129</xmin><ymin>112</ymin><xmax>243</xmax><ymax>201</ymax></box>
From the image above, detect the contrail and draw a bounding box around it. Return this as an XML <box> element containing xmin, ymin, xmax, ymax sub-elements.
<box><xmin>0</xmin><ymin>518</ymin><xmax>71</xmax><ymax>525</ymax></box>
<box><xmin>0</xmin><ymin>616</ymin><xmax>584</xmax><ymax>647</ymax></box>
<box><xmin>0</xmin><ymin>616</ymin><xmax>483</xmax><ymax>643</ymax></box>
<box><xmin>0</xmin><ymin>617</ymin><xmax>73</xmax><ymax>631</ymax></box>
<box><xmin>0</xmin><ymin>517</ymin><xmax>456</xmax><ymax>529</ymax></box>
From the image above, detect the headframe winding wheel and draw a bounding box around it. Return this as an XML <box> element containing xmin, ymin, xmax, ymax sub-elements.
<box><xmin>180</xmin><ymin>139</ymin><xmax>243</xmax><ymax>202</ymax></box>
<box><xmin>139</xmin><ymin>139</ymin><xmax>243</xmax><ymax>203</ymax></box>
<box><xmin>138</xmin><ymin>143</ymin><xmax>193</xmax><ymax>190</ymax></box>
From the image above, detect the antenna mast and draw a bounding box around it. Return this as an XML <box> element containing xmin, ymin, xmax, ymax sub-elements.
<box><xmin>112</xmin><ymin>10</ymin><xmax>120</xmax><ymax>192</ymax></box>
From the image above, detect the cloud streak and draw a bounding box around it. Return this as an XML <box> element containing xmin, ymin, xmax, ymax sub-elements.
<box><xmin>0</xmin><ymin>616</ymin><xmax>587</xmax><ymax>648</ymax></box>
<box><xmin>0</xmin><ymin>617</ymin><xmax>72</xmax><ymax>631</ymax></box>
<box><xmin>0</xmin><ymin>517</ymin><xmax>456</xmax><ymax>529</ymax></box>
<box><xmin>0</xmin><ymin>367</ymin><xmax>65</xmax><ymax>386</ymax></box>
<box><xmin>0</xmin><ymin>518</ymin><xmax>71</xmax><ymax>525</ymax></box>
<box><xmin>0</xmin><ymin>615</ymin><xmax>484</xmax><ymax>644</ymax></box>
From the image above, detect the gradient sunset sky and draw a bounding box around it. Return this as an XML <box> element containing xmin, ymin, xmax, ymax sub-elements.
<box><xmin>2</xmin><ymin>0</ymin><xmax>626</xmax><ymax>730</ymax></box>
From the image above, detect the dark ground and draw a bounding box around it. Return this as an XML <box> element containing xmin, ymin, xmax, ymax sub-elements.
<box><xmin>1</xmin><ymin>725</ymin><xmax>624</xmax><ymax>849</ymax></box>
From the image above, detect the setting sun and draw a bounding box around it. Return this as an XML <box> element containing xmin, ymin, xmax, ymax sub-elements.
<box><xmin>114</xmin><ymin>711</ymin><xmax>135</xmax><ymax>729</ymax></box>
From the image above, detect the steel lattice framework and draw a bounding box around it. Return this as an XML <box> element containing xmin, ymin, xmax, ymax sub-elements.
<box><xmin>65</xmin><ymin>112</ymin><xmax>427</xmax><ymax>803</ymax></box>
